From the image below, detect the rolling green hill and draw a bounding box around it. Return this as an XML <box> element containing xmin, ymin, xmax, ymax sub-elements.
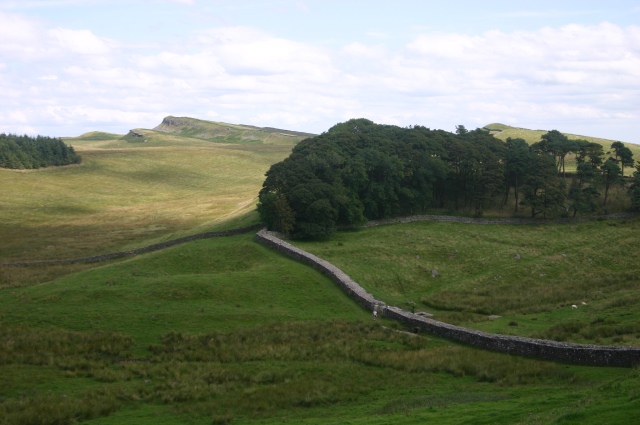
<box><xmin>0</xmin><ymin>117</ymin><xmax>310</xmax><ymax>287</ymax></box>
<box><xmin>1</xmin><ymin>224</ymin><xmax>639</xmax><ymax>424</ymax></box>
<box><xmin>485</xmin><ymin>123</ymin><xmax>640</xmax><ymax>165</ymax></box>
<box><xmin>67</xmin><ymin>116</ymin><xmax>314</xmax><ymax>150</ymax></box>
<box><xmin>1</xmin><ymin>118</ymin><xmax>639</xmax><ymax>424</ymax></box>
<box><xmin>151</xmin><ymin>115</ymin><xmax>315</xmax><ymax>145</ymax></box>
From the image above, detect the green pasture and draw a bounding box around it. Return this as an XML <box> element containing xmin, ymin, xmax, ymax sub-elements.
<box><xmin>295</xmin><ymin>218</ymin><xmax>640</xmax><ymax>346</ymax></box>
<box><xmin>1</xmin><ymin>121</ymin><xmax>639</xmax><ymax>424</ymax></box>
<box><xmin>0</xmin><ymin>234</ymin><xmax>370</xmax><ymax>350</ymax></box>
<box><xmin>1</xmin><ymin>232</ymin><xmax>639</xmax><ymax>425</ymax></box>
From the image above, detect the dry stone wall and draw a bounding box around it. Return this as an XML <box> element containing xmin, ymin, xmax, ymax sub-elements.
<box><xmin>5</xmin><ymin>214</ymin><xmax>640</xmax><ymax>366</ymax></box>
<box><xmin>255</xmin><ymin>228</ymin><xmax>640</xmax><ymax>367</ymax></box>
<box><xmin>364</xmin><ymin>212</ymin><xmax>639</xmax><ymax>228</ymax></box>
<box><xmin>1</xmin><ymin>224</ymin><xmax>262</xmax><ymax>267</ymax></box>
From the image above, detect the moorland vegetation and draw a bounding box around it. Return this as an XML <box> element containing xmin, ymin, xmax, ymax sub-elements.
<box><xmin>1</xmin><ymin>117</ymin><xmax>640</xmax><ymax>424</ymax></box>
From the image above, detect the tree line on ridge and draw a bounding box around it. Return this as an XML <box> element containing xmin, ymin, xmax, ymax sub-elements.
<box><xmin>258</xmin><ymin>119</ymin><xmax>640</xmax><ymax>239</ymax></box>
<box><xmin>0</xmin><ymin>133</ymin><xmax>81</xmax><ymax>169</ymax></box>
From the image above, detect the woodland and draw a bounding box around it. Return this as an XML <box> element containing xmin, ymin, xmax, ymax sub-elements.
<box><xmin>259</xmin><ymin>119</ymin><xmax>640</xmax><ymax>239</ymax></box>
<box><xmin>0</xmin><ymin>133</ymin><xmax>81</xmax><ymax>169</ymax></box>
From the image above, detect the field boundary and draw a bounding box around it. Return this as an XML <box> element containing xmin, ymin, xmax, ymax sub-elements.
<box><xmin>3</xmin><ymin>213</ymin><xmax>638</xmax><ymax>266</ymax></box>
<box><xmin>363</xmin><ymin>212</ymin><xmax>639</xmax><ymax>227</ymax></box>
<box><xmin>0</xmin><ymin>224</ymin><xmax>262</xmax><ymax>267</ymax></box>
<box><xmin>255</xmin><ymin>227</ymin><xmax>640</xmax><ymax>367</ymax></box>
<box><xmin>4</xmin><ymin>214</ymin><xmax>640</xmax><ymax>365</ymax></box>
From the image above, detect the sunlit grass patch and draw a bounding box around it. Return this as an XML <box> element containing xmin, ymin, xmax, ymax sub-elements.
<box><xmin>0</xmin><ymin>142</ymin><xmax>290</xmax><ymax>268</ymax></box>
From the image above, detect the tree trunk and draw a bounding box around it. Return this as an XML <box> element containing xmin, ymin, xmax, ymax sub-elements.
<box><xmin>514</xmin><ymin>176</ymin><xmax>519</xmax><ymax>213</ymax></box>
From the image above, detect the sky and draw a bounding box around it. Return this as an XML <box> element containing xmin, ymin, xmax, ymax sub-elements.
<box><xmin>0</xmin><ymin>0</ymin><xmax>639</xmax><ymax>142</ymax></box>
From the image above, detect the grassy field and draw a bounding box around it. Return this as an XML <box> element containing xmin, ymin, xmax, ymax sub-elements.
<box><xmin>295</xmin><ymin>218</ymin><xmax>640</xmax><ymax>346</ymax></box>
<box><xmin>0</xmin><ymin>127</ymin><xmax>299</xmax><ymax>286</ymax></box>
<box><xmin>1</xmin><ymin>233</ymin><xmax>639</xmax><ymax>425</ymax></box>
<box><xmin>1</xmin><ymin>119</ymin><xmax>639</xmax><ymax>424</ymax></box>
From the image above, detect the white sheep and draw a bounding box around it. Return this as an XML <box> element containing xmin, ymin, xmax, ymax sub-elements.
<box><xmin>571</xmin><ymin>304</ymin><xmax>577</xmax><ymax>309</ymax></box>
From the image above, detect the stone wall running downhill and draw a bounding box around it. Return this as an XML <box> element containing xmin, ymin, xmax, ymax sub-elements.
<box><xmin>1</xmin><ymin>224</ymin><xmax>263</xmax><ymax>267</ymax></box>
<box><xmin>255</xmin><ymin>228</ymin><xmax>640</xmax><ymax>368</ymax></box>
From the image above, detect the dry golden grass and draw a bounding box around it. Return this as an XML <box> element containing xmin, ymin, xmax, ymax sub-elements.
<box><xmin>0</xmin><ymin>141</ymin><xmax>291</xmax><ymax>264</ymax></box>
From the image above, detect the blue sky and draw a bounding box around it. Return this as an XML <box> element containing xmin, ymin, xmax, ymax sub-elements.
<box><xmin>1</xmin><ymin>0</ymin><xmax>639</xmax><ymax>141</ymax></box>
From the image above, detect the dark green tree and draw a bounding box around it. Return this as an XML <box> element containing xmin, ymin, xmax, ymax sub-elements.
<box><xmin>610</xmin><ymin>141</ymin><xmax>634</xmax><ymax>176</ymax></box>
<box><xmin>0</xmin><ymin>133</ymin><xmax>80</xmax><ymax>169</ymax></box>
<box><xmin>455</xmin><ymin>125</ymin><xmax>468</xmax><ymax>135</ymax></box>
<box><xmin>600</xmin><ymin>158</ymin><xmax>623</xmax><ymax>207</ymax></box>
<box><xmin>627</xmin><ymin>165</ymin><xmax>640</xmax><ymax>211</ymax></box>
<box><xmin>257</xmin><ymin>193</ymin><xmax>295</xmax><ymax>235</ymax></box>
<box><xmin>503</xmin><ymin>138</ymin><xmax>531</xmax><ymax>212</ymax></box>
<box><xmin>520</xmin><ymin>153</ymin><xmax>566</xmax><ymax>218</ymax></box>
<box><xmin>574</xmin><ymin>140</ymin><xmax>604</xmax><ymax>168</ymax></box>
<box><xmin>533</xmin><ymin>130</ymin><xmax>576</xmax><ymax>177</ymax></box>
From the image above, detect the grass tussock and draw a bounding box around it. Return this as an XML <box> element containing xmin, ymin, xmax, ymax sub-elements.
<box><xmin>535</xmin><ymin>319</ymin><xmax>640</xmax><ymax>343</ymax></box>
<box><xmin>3</xmin><ymin>319</ymin><xmax>534</xmax><ymax>423</ymax></box>
<box><xmin>375</xmin><ymin>392</ymin><xmax>511</xmax><ymax>415</ymax></box>
<box><xmin>0</xmin><ymin>388</ymin><xmax>122</xmax><ymax>425</ymax></box>
<box><xmin>150</xmin><ymin>321</ymin><xmax>574</xmax><ymax>387</ymax></box>
<box><xmin>0</xmin><ymin>323</ymin><xmax>133</xmax><ymax>367</ymax></box>
<box><xmin>0</xmin><ymin>263</ymin><xmax>94</xmax><ymax>289</ymax></box>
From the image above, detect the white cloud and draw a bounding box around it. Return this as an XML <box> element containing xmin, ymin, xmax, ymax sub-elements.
<box><xmin>342</xmin><ymin>42</ymin><xmax>386</xmax><ymax>59</ymax></box>
<box><xmin>398</xmin><ymin>23</ymin><xmax>640</xmax><ymax>113</ymax></box>
<box><xmin>193</xmin><ymin>26</ymin><xmax>335</xmax><ymax>79</ymax></box>
<box><xmin>0</xmin><ymin>9</ymin><xmax>638</xmax><ymax>141</ymax></box>
<box><xmin>0</xmin><ymin>11</ymin><xmax>42</xmax><ymax>59</ymax></box>
<box><xmin>47</xmin><ymin>28</ymin><xmax>112</xmax><ymax>56</ymax></box>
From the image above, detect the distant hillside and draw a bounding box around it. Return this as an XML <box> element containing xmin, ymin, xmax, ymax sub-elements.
<box><xmin>484</xmin><ymin>123</ymin><xmax>640</xmax><ymax>174</ymax></box>
<box><xmin>151</xmin><ymin>116</ymin><xmax>315</xmax><ymax>145</ymax></box>
<box><xmin>65</xmin><ymin>117</ymin><xmax>316</xmax><ymax>149</ymax></box>
<box><xmin>484</xmin><ymin>123</ymin><xmax>635</xmax><ymax>149</ymax></box>
<box><xmin>71</xmin><ymin>131</ymin><xmax>122</xmax><ymax>141</ymax></box>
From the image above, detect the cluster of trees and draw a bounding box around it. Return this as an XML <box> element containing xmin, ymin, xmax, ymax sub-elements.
<box><xmin>0</xmin><ymin>133</ymin><xmax>81</xmax><ymax>169</ymax></box>
<box><xmin>258</xmin><ymin>119</ymin><xmax>635</xmax><ymax>239</ymax></box>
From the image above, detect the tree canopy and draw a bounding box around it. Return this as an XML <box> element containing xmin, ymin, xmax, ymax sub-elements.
<box><xmin>258</xmin><ymin>119</ymin><xmax>636</xmax><ymax>239</ymax></box>
<box><xmin>0</xmin><ymin>133</ymin><xmax>81</xmax><ymax>169</ymax></box>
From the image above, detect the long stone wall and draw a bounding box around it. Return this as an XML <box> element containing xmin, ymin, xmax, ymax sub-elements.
<box><xmin>1</xmin><ymin>224</ymin><xmax>263</xmax><ymax>267</ymax></box>
<box><xmin>364</xmin><ymin>212</ymin><xmax>640</xmax><ymax>227</ymax></box>
<box><xmin>5</xmin><ymin>215</ymin><xmax>640</xmax><ymax>366</ymax></box>
<box><xmin>255</xmin><ymin>228</ymin><xmax>640</xmax><ymax>367</ymax></box>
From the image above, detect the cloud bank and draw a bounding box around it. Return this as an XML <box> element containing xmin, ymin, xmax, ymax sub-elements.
<box><xmin>0</xmin><ymin>9</ymin><xmax>638</xmax><ymax>141</ymax></box>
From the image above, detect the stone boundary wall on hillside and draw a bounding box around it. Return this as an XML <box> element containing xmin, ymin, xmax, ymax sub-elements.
<box><xmin>0</xmin><ymin>224</ymin><xmax>263</xmax><ymax>267</ymax></box>
<box><xmin>255</xmin><ymin>228</ymin><xmax>640</xmax><ymax>367</ymax></box>
<box><xmin>6</xmin><ymin>213</ymin><xmax>638</xmax><ymax>267</ymax></box>
<box><xmin>364</xmin><ymin>212</ymin><xmax>640</xmax><ymax>227</ymax></box>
